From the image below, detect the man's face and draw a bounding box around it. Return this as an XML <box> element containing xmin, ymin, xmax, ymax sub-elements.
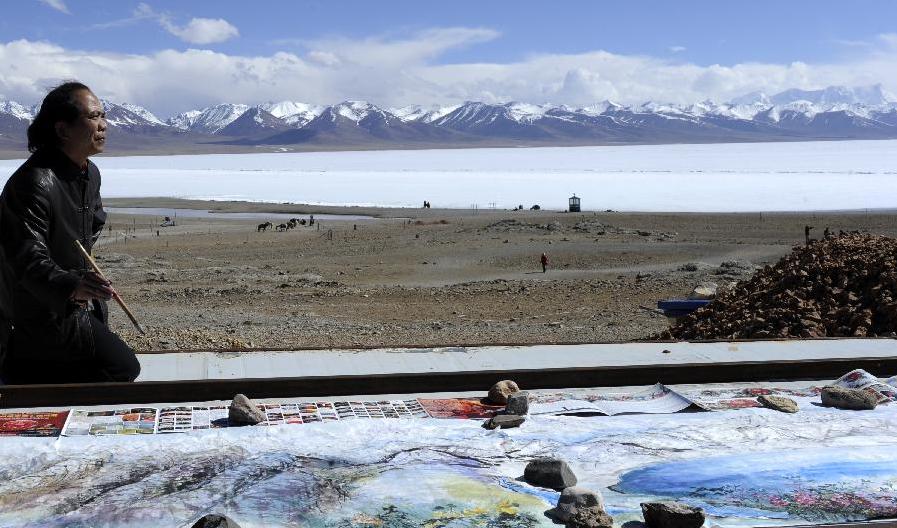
<box><xmin>58</xmin><ymin>90</ymin><xmax>107</xmax><ymax>159</ymax></box>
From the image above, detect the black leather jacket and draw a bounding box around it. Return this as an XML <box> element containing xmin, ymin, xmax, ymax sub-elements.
<box><xmin>0</xmin><ymin>148</ymin><xmax>108</xmax><ymax>361</ymax></box>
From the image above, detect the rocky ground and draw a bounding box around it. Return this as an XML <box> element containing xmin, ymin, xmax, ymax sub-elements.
<box><xmin>97</xmin><ymin>199</ymin><xmax>897</xmax><ymax>351</ymax></box>
<box><xmin>660</xmin><ymin>233</ymin><xmax>897</xmax><ymax>340</ymax></box>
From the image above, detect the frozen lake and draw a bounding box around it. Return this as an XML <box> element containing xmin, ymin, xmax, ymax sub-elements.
<box><xmin>1</xmin><ymin>140</ymin><xmax>895</xmax><ymax>212</ymax></box>
<box><xmin>104</xmin><ymin>207</ymin><xmax>375</xmax><ymax>221</ymax></box>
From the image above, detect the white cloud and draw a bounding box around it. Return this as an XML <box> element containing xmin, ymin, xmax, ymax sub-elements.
<box><xmin>832</xmin><ymin>33</ymin><xmax>897</xmax><ymax>53</ymax></box>
<box><xmin>306</xmin><ymin>27</ymin><xmax>499</xmax><ymax>67</ymax></box>
<box><xmin>38</xmin><ymin>0</ymin><xmax>69</xmax><ymax>14</ymax></box>
<box><xmin>88</xmin><ymin>3</ymin><xmax>155</xmax><ymax>30</ymax></box>
<box><xmin>307</xmin><ymin>51</ymin><xmax>341</xmax><ymax>67</ymax></box>
<box><xmin>125</xmin><ymin>3</ymin><xmax>239</xmax><ymax>44</ymax></box>
<box><xmin>833</xmin><ymin>38</ymin><xmax>872</xmax><ymax>49</ymax></box>
<box><xmin>555</xmin><ymin>67</ymin><xmax>619</xmax><ymax>103</ymax></box>
<box><xmin>2</xmin><ymin>30</ymin><xmax>897</xmax><ymax>118</ymax></box>
<box><xmin>875</xmin><ymin>33</ymin><xmax>897</xmax><ymax>50</ymax></box>
<box><xmin>669</xmin><ymin>46</ymin><xmax>686</xmax><ymax>53</ymax></box>
<box><xmin>159</xmin><ymin>17</ymin><xmax>239</xmax><ymax>45</ymax></box>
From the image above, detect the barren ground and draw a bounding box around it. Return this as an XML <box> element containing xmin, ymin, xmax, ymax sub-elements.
<box><xmin>97</xmin><ymin>198</ymin><xmax>897</xmax><ymax>351</ymax></box>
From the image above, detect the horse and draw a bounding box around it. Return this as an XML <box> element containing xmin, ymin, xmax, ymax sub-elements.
<box><xmin>257</xmin><ymin>221</ymin><xmax>274</xmax><ymax>232</ymax></box>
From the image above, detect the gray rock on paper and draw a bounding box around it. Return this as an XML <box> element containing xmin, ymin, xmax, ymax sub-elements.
<box><xmin>523</xmin><ymin>457</ymin><xmax>577</xmax><ymax>490</ymax></box>
<box><xmin>229</xmin><ymin>394</ymin><xmax>267</xmax><ymax>425</ymax></box>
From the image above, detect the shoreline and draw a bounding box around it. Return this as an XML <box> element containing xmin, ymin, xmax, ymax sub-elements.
<box><xmin>0</xmin><ymin>136</ymin><xmax>871</xmax><ymax>161</ymax></box>
<box><xmin>104</xmin><ymin>197</ymin><xmax>484</xmax><ymax>218</ymax></box>
<box><xmin>104</xmin><ymin>197</ymin><xmax>897</xmax><ymax>218</ymax></box>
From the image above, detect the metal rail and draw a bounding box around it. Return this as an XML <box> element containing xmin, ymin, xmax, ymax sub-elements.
<box><xmin>2</xmin><ymin>355</ymin><xmax>897</xmax><ymax>409</ymax></box>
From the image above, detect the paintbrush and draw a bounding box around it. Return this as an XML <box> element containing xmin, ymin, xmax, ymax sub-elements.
<box><xmin>74</xmin><ymin>239</ymin><xmax>146</xmax><ymax>335</ymax></box>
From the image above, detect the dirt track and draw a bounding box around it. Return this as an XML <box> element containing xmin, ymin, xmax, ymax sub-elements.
<box><xmin>97</xmin><ymin>199</ymin><xmax>897</xmax><ymax>351</ymax></box>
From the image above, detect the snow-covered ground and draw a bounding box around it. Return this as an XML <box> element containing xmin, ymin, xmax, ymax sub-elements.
<box><xmin>1</xmin><ymin>140</ymin><xmax>895</xmax><ymax>211</ymax></box>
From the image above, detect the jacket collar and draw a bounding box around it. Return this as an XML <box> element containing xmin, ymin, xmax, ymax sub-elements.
<box><xmin>35</xmin><ymin>148</ymin><xmax>91</xmax><ymax>181</ymax></box>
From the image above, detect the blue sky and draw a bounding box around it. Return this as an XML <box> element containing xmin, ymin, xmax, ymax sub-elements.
<box><xmin>2</xmin><ymin>0</ymin><xmax>896</xmax><ymax>117</ymax></box>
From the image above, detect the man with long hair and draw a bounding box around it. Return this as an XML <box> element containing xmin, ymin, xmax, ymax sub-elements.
<box><xmin>0</xmin><ymin>81</ymin><xmax>140</xmax><ymax>384</ymax></box>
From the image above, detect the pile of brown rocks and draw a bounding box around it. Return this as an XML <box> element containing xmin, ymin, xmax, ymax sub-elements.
<box><xmin>659</xmin><ymin>233</ymin><xmax>897</xmax><ymax>340</ymax></box>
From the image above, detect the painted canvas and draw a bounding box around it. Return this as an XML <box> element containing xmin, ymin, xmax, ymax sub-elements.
<box><xmin>529</xmin><ymin>383</ymin><xmax>695</xmax><ymax>415</ymax></box>
<box><xmin>1</xmin><ymin>390</ymin><xmax>896</xmax><ymax>527</ymax></box>
<box><xmin>0</xmin><ymin>411</ymin><xmax>68</xmax><ymax>437</ymax></box>
<box><xmin>419</xmin><ymin>397</ymin><xmax>504</xmax><ymax>418</ymax></box>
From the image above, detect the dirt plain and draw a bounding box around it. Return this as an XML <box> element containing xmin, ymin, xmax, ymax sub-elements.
<box><xmin>97</xmin><ymin>198</ymin><xmax>897</xmax><ymax>351</ymax></box>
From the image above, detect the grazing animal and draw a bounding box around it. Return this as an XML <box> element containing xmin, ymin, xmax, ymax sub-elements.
<box><xmin>257</xmin><ymin>221</ymin><xmax>274</xmax><ymax>232</ymax></box>
<box><xmin>276</xmin><ymin>223</ymin><xmax>288</xmax><ymax>232</ymax></box>
<box><xmin>287</xmin><ymin>219</ymin><xmax>298</xmax><ymax>229</ymax></box>
<box><xmin>299</xmin><ymin>219</ymin><xmax>307</xmax><ymax>226</ymax></box>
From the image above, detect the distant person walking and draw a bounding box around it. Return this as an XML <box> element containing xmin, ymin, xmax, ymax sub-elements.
<box><xmin>540</xmin><ymin>252</ymin><xmax>549</xmax><ymax>273</ymax></box>
<box><xmin>804</xmin><ymin>225</ymin><xmax>813</xmax><ymax>246</ymax></box>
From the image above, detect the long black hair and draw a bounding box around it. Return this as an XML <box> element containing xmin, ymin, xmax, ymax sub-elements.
<box><xmin>27</xmin><ymin>81</ymin><xmax>92</xmax><ymax>153</ymax></box>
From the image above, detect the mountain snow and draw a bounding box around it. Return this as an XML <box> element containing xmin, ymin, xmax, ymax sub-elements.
<box><xmin>431</xmin><ymin>102</ymin><xmax>501</xmax><ymax>127</ymax></box>
<box><xmin>258</xmin><ymin>101</ymin><xmax>323</xmax><ymax>126</ymax></box>
<box><xmin>259</xmin><ymin>101</ymin><xmax>306</xmax><ymax>118</ymax></box>
<box><xmin>390</xmin><ymin>105</ymin><xmax>430</xmax><ymax>122</ymax></box>
<box><xmin>780</xmin><ymin>100</ymin><xmax>821</xmax><ymax>117</ymax></box>
<box><xmin>722</xmin><ymin>102</ymin><xmax>771</xmax><ymax>120</ymax></box>
<box><xmin>1</xmin><ymin>84</ymin><xmax>896</xmax><ymax>141</ymax></box>
<box><xmin>119</xmin><ymin>103</ymin><xmax>164</xmax><ymax>125</ymax></box>
<box><xmin>330</xmin><ymin>101</ymin><xmax>386</xmax><ymax>122</ymax></box>
<box><xmin>638</xmin><ymin>101</ymin><xmax>685</xmax><ymax>115</ymax></box>
<box><xmin>99</xmin><ymin>100</ymin><xmax>168</xmax><ymax>128</ymax></box>
<box><xmin>0</xmin><ymin>101</ymin><xmax>33</xmax><ymax>121</ymax></box>
<box><xmin>390</xmin><ymin>104</ymin><xmax>460</xmax><ymax>123</ymax></box>
<box><xmin>770</xmin><ymin>84</ymin><xmax>894</xmax><ymax>107</ymax></box>
<box><xmin>503</xmin><ymin>102</ymin><xmax>552</xmax><ymax>122</ymax></box>
<box><xmin>728</xmin><ymin>91</ymin><xmax>772</xmax><ymax>106</ymax></box>
<box><xmin>167</xmin><ymin>110</ymin><xmax>202</xmax><ymax>130</ymax></box>
<box><xmin>168</xmin><ymin>104</ymin><xmax>249</xmax><ymax>133</ymax></box>
<box><xmin>578</xmin><ymin>100</ymin><xmax>624</xmax><ymax>116</ymax></box>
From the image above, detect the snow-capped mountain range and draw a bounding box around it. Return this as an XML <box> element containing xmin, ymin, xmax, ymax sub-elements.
<box><xmin>2</xmin><ymin>85</ymin><xmax>896</xmax><ymax>154</ymax></box>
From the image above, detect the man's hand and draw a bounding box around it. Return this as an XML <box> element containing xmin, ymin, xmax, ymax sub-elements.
<box><xmin>71</xmin><ymin>271</ymin><xmax>114</xmax><ymax>302</ymax></box>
